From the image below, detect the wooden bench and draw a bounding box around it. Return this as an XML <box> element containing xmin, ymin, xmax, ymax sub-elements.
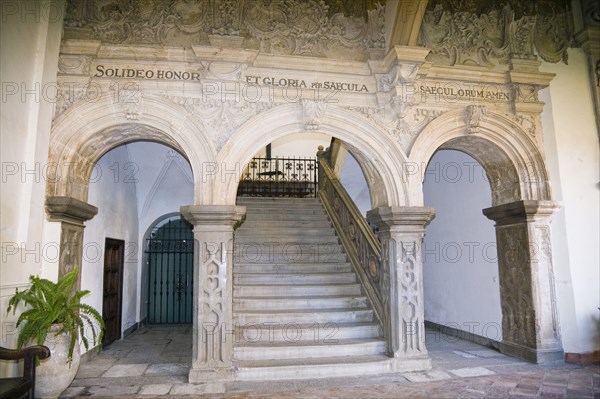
<box><xmin>0</xmin><ymin>346</ymin><xmax>51</xmax><ymax>399</ymax></box>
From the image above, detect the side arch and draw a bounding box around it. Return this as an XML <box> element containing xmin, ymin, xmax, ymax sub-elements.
<box><xmin>215</xmin><ymin>103</ymin><xmax>411</xmax><ymax>207</ymax></box>
<box><xmin>47</xmin><ymin>94</ymin><xmax>216</xmax><ymax>205</ymax></box>
<box><xmin>408</xmin><ymin>108</ymin><xmax>551</xmax><ymax>206</ymax></box>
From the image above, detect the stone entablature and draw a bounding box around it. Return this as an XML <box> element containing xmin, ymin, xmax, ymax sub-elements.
<box><xmin>55</xmin><ymin>39</ymin><xmax>553</xmax><ymax>152</ymax></box>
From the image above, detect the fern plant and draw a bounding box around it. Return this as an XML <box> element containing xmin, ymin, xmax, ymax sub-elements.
<box><xmin>7</xmin><ymin>267</ymin><xmax>104</xmax><ymax>364</ymax></box>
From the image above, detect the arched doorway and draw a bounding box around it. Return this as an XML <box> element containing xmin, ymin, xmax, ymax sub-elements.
<box><xmin>423</xmin><ymin>149</ymin><xmax>502</xmax><ymax>348</ymax></box>
<box><xmin>410</xmin><ymin>109</ymin><xmax>563</xmax><ymax>363</ymax></box>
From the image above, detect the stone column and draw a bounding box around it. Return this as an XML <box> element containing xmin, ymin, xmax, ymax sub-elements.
<box><xmin>181</xmin><ymin>205</ymin><xmax>245</xmax><ymax>384</ymax></box>
<box><xmin>483</xmin><ymin>200</ymin><xmax>563</xmax><ymax>363</ymax></box>
<box><xmin>367</xmin><ymin>206</ymin><xmax>435</xmax><ymax>372</ymax></box>
<box><xmin>45</xmin><ymin>196</ymin><xmax>98</xmax><ymax>288</ymax></box>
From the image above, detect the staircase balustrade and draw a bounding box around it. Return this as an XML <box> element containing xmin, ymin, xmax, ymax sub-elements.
<box><xmin>317</xmin><ymin>153</ymin><xmax>384</xmax><ymax>325</ymax></box>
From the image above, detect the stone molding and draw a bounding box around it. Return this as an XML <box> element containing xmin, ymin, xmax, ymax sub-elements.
<box><xmin>367</xmin><ymin>206</ymin><xmax>436</xmax><ymax>231</ymax></box>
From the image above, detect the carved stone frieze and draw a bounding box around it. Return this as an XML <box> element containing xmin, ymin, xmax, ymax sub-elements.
<box><xmin>64</xmin><ymin>0</ymin><xmax>386</xmax><ymax>61</ymax></box>
<box><xmin>419</xmin><ymin>2</ymin><xmax>573</xmax><ymax>66</ymax></box>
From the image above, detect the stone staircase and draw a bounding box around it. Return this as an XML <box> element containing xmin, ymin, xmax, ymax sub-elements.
<box><xmin>233</xmin><ymin>197</ymin><xmax>393</xmax><ymax>381</ymax></box>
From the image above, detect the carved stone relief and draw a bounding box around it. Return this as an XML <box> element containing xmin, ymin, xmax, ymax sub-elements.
<box><xmin>496</xmin><ymin>224</ymin><xmax>536</xmax><ymax>347</ymax></box>
<box><xmin>200</xmin><ymin>241</ymin><xmax>227</xmax><ymax>366</ymax></box>
<box><xmin>163</xmin><ymin>95</ymin><xmax>277</xmax><ymax>151</ymax></box>
<box><xmin>64</xmin><ymin>0</ymin><xmax>386</xmax><ymax>61</ymax></box>
<box><xmin>419</xmin><ymin>2</ymin><xmax>573</xmax><ymax>66</ymax></box>
<box><xmin>397</xmin><ymin>240</ymin><xmax>423</xmax><ymax>354</ymax></box>
<box><xmin>301</xmin><ymin>99</ymin><xmax>327</xmax><ymax>130</ymax></box>
<box><xmin>348</xmin><ymin>105</ymin><xmax>447</xmax><ymax>153</ymax></box>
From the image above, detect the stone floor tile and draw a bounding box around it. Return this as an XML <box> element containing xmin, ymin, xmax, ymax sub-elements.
<box><xmin>170</xmin><ymin>382</ymin><xmax>226</xmax><ymax>394</ymax></box>
<box><xmin>145</xmin><ymin>363</ymin><xmax>190</xmax><ymax>376</ymax></box>
<box><xmin>87</xmin><ymin>384</ymin><xmax>140</xmax><ymax>396</ymax></box>
<box><xmin>103</xmin><ymin>363</ymin><xmax>149</xmax><ymax>377</ymax></box>
<box><xmin>449</xmin><ymin>366</ymin><xmax>496</xmax><ymax>377</ymax></box>
<box><xmin>58</xmin><ymin>386</ymin><xmax>86</xmax><ymax>398</ymax></box>
<box><xmin>139</xmin><ymin>383</ymin><xmax>173</xmax><ymax>395</ymax></box>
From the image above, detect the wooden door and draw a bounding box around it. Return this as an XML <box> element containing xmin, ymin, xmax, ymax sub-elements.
<box><xmin>102</xmin><ymin>238</ymin><xmax>124</xmax><ymax>347</ymax></box>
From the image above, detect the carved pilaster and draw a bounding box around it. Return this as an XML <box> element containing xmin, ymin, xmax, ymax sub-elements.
<box><xmin>180</xmin><ymin>205</ymin><xmax>245</xmax><ymax>384</ymax></box>
<box><xmin>367</xmin><ymin>206</ymin><xmax>435</xmax><ymax>372</ymax></box>
<box><xmin>483</xmin><ymin>200</ymin><xmax>563</xmax><ymax>363</ymax></box>
<box><xmin>45</xmin><ymin>196</ymin><xmax>98</xmax><ymax>288</ymax></box>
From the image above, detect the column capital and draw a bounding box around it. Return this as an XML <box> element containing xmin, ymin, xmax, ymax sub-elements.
<box><xmin>180</xmin><ymin>205</ymin><xmax>246</xmax><ymax>230</ymax></box>
<box><xmin>45</xmin><ymin>196</ymin><xmax>98</xmax><ymax>226</ymax></box>
<box><xmin>367</xmin><ymin>206</ymin><xmax>435</xmax><ymax>233</ymax></box>
<box><xmin>483</xmin><ymin>200</ymin><xmax>560</xmax><ymax>226</ymax></box>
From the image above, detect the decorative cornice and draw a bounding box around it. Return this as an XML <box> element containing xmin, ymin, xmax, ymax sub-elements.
<box><xmin>45</xmin><ymin>196</ymin><xmax>98</xmax><ymax>225</ymax></box>
<box><xmin>482</xmin><ymin>200</ymin><xmax>560</xmax><ymax>225</ymax></box>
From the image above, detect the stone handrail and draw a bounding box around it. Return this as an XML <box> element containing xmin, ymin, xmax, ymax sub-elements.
<box><xmin>317</xmin><ymin>154</ymin><xmax>384</xmax><ymax>324</ymax></box>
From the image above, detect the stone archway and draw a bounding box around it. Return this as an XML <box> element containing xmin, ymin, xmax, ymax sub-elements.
<box><xmin>216</xmin><ymin>103</ymin><xmax>413</xmax><ymax>208</ymax></box>
<box><xmin>408</xmin><ymin>108</ymin><xmax>563</xmax><ymax>363</ymax></box>
<box><xmin>45</xmin><ymin>93</ymin><xmax>215</xmax><ymax>284</ymax></box>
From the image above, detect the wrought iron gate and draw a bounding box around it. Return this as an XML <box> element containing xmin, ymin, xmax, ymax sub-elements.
<box><xmin>146</xmin><ymin>217</ymin><xmax>194</xmax><ymax>324</ymax></box>
<box><xmin>237</xmin><ymin>157</ymin><xmax>319</xmax><ymax>197</ymax></box>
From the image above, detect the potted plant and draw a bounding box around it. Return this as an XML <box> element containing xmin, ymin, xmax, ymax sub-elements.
<box><xmin>7</xmin><ymin>267</ymin><xmax>104</xmax><ymax>399</ymax></box>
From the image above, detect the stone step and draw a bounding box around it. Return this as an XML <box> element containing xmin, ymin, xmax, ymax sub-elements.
<box><xmin>234</xmin><ymin>263</ymin><xmax>352</xmax><ymax>273</ymax></box>
<box><xmin>234</xmin><ymin>284</ymin><xmax>362</xmax><ymax>297</ymax></box>
<box><xmin>235</xmin><ymin>308</ymin><xmax>374</xmax><ymax>324</ymax></box>
<box><xmin>233</xmin><ymin>295</ymin><xmax>368</xmax><ymax>311</ymax></box>
<box><xmin>243</xmin><ymin>213</ymin><xmax>328</xmax><ymax>222</ymax></box>
<box><xmin>234</xmin><ymin>339</ymin><xmax>387</xmax><ymax>361</ymax></box>
<box><xmin>239</xmin><ymin>220</ymin><xmax>332</xmax><ymax>228</ymax></box>
<box><xmin>234</xmin><ymin>252</ymin><xmax>347</xmax><ymax>264</ymax></box>
<box><xmin>234</xmin><ymin>272</ymin><xmax>356</xmax><ymax>285</ymax></box>
<box><xmin>236</xmin><ymin>227</ymin><xmax>337</xmax><ymax>236</ymax></box>
<box><xmin>234</xmin><ymin>237</ymin><xmax>340</xmax><ymax>245</ymax></box>
<box><xmin>237</xmin><ymin>198</ymin><xmax>322</xmax><ymax>206</ymax></box>
<box><xmin>233</xmin><ymin>322</ymin><xmax>381</xmax><ymax>342</ymax></box>
<box><xmin>234</xmin><ymin>355</ymin><xmax>394</xmax><ymax>381</ymax></box>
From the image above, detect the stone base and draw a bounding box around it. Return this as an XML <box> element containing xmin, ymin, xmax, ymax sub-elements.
<box><xmin>188</xmin><ymin>366</ymin><xmax>234</xmax><ymax>385</ymax></box>
<box><xmin>390</xmin><ymin>355</ymin><xmax>432</xmax><ymax>373</ymax></box>
<box><xmin>499</xmin><ymin>340</ymin><xmax>564</xmax><ymax>364</ymax></box>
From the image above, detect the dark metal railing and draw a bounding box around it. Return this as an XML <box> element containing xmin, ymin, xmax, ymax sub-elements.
<box><xmin>237</xmin><ymin>157</ymin><xmax>319</xmax><ymax>198</ymax></box>
<box><xmin>317</xmin><ymin>152</ymin><xmax>384</xmax><ymax>324</ymax></box>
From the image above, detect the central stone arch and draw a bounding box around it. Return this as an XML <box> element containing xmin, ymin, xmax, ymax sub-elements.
<box><xmin>215</xmin><ymin>103</ymin><xmax>412</xmax><ymax>208</ymax></box>
<box><xmin>408</xmin><ymin>108</ymin><xmax>563</xmax><ymax>363</ymax></box>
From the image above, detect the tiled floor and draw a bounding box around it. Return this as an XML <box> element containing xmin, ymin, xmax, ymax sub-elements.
<box><xmin>61</xmin><ymin>325</ymin><xmax>599</xmax><ymax>398</ymax></box>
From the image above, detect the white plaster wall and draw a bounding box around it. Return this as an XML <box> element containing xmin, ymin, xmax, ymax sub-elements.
<box><xmin>423</xmin><ymin>150</ymin><xmax>502</xmax><ymax>340</ymax></box>
<box><xmin>339</xmin><ymin>152</ymin><xmax>372</xmax><ymax>216</ymax></box>
<box><xmin>540</xmin><ymin>48</ymin><xmax>600</xmax><ymax>354</ymax></box>
<box><xmin>0</xmin><ymin>0</ymin><xmax>65</xmax><ymax>377</ymax></box>
<box><xmin>270</xmin><ymin>132</ymin><xmax>332</xmax><ymax>158</ymax></box>
<box><xmin>82</xmin><ymin>145</ymin><xmax>139</xmax><ymax>348</ymax></box>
